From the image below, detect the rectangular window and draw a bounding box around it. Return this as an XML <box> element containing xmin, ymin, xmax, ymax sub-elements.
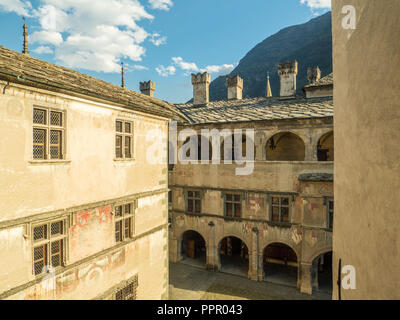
<box><xmin>32</xmin><ymin>219</ymin><xmax>67</xmax><ymax>276</ymax></box>
<box><xmin>116</xmin><ymin>120</ymin><xmax>133</xmax><ymax>159</ymax></box>
<box><xmin>271</xmin><ymin>196</ymin><xmax>290</xmax><ymax>223</ymax></box>
<box><xmin>328</xmin><ymin>200</ymin><xmax>334</xmax><ymax>229</ymax></box>
<box><xmin>115</xmin><ymin>203</ymin><xmax>134</xmax><ymax>243</ymax></box>
<box><xmin>186</xmin><ymin>191</ymin><xmax>201</xmax><ymax>214</ymax></box>
<box><xmin>225</xmin><ymin>194</ymin><xmax>242</xmax><ymax>218</ymax></box>
<box><xmin>33</xmin><ymin>108</ymin><xmax>65</xmax><ymax>160</ymax></box>
<box><xmin>168</xmin><ymin>191</ymin><xmax>172</xmax><ymax>204</ymax></box>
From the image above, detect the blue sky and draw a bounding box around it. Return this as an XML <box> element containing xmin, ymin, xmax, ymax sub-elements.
<box><xmin>0</xmin><ymin>0</ymin><xmax>331</xmax><ymax>103</ymax></box>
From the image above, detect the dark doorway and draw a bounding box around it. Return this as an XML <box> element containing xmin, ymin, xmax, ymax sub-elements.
<box><xmin>219</xmin><ymin>236</ymin><xmax>249</xmax><ymax>277</ymax></box>
<box><xmin>181</xmin><ymin>230</ymin><xmax>206</xmax><ymax>268</ymax></box>
<box><xmin>263</xmin><ymin>243</ymin><xmax>298</xmax><ymax>287</ymax></box>
<box><xmin>312</xmin><ymin>251</ymin><xmax>333</xmax><ymax>294</ymax></box>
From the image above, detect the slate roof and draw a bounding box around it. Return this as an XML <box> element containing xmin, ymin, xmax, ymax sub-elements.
<box><xmin>0</xmin><ymin>46</ymin><xmax>188</xmax><ymax>122</ymax></box>
<box><xmin>304</xmin><ymin>73</ymin><xmax>333</xmax><ymax>89</ymax></box>
<box><xmin>176</xmin><ymin>96</ymin><xmax>333</xmax><ymax>125</ymax></box>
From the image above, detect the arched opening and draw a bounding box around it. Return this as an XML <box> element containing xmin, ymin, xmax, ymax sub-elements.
<box><xmin>317</xmin><ymin>131</ymin><xmax>334</xmax><ymax>161</ymax></box>
<box><xmin>221</xmin><ymin>135</ymin><xmax>254</xmax><ymax>162</ymax></box>
<box><xmin>263</xmin><ymin>243</ymin><xmax>298</xmax><ymax>286</ymax></box>
<box><xmin>266</xmin><ymin>132</ymin><xmax>305</xmax><ymax>161</ymax></box>
<box><xmin>219</xmin><ymin>236</ymin><xmax>249</xmax><ymax>277</ymax></box>
<box><xmin>182</xmin><ymin>136</ymin><xmax>212</xmax><ymax>161</ymax></box>
<box><xmin>180</xmin><ymin>230</ymin><xmax>206</xmax><ymax>268</ymax></box>
<box><xmin>311</xmin><ymin>251</ymin><xmax>332</xmax><ymax>294</ymax></box>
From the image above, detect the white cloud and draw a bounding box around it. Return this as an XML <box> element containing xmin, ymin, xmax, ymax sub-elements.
<box><xmin>170</xmin><ymin>57</ymin><xmax>235</xmax><ymax>77</ymax></box>
<box><xmin>172</xmin><ymin>57</ymin><xmax>199</xmax><ymax>72</ymax></box>
<box><xmin>33</xmin><ymin>45</ymin><xmax>53</xmax><ymax>54</ymax></box>
<box><xmin>201</xmin><ymin>64</ymin><xmax>235</xmax><ymax>77</ymax></box>
<box><xmin>150</xmin><ymin>33</ymin><xmax>167</xmax><ymax>46</ymax></box>
<box><xmin>128</xmin><ymin>64</ymin><xmax>149</xmax><ymax>71</ymax></box>
<box><xmin>0</xmin><ymin>0</ymin><xmax>173</xmax><ymax>73</ymax></box>
<box><xmin>156</xmin><ymin>65</ymin><xmax>176</xmax><ymax>77</ymax></box>
<box><xmin>0</xmin><ymin>0</ymin><xmax>32</xmax><ymax>16</ymax></box>
<box><xmin>300</xmin><ymin>0</ymin><xmax>331</xmax><ymax>9</ymax></box>
<box><xmin>148</xmin><ymin>0</ymin><xmax>173</xmax><ymax>11</ymax></box>
<box><xmin>30</xmin><ymin>30</ymin><xmax>63</xmax><ymax>46</ymax></box>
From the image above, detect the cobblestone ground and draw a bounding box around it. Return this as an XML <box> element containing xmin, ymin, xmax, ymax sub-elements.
<box><xmin>169</xmin><ymin>262</ymin><xmax>331</xmax><ymax>300</ymax></box>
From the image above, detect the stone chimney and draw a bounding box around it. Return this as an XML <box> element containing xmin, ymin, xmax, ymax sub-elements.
<box><xmin>191</xmin><ymin>72</ymin><xmax>210</xmax><ymax>105</ymax></box>
<box><xmin>277</xmin><ymin>61</ymin><xmax>298</xmax><ymax>97</ymax></box>
<box><xmin>140</xmin><ymin>81</ymin><xmax>155</xmax><ymax>97</ymax></box>
<box><xmin>307</xmin><ymin>66</ymin><xmax>321</xmax><ymax>83</ymax></box>
<box><xmin>226</xmin><ymin>75</ymin><xmax>243</xmax><ymax>100</ymax></box>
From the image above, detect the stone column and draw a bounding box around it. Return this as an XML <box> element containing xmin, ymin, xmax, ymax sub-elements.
<box><xmin>206</xmin><ymin>221</ymin><xmax>219</xmax><ymax>271</ymax></box>
<box><xmin>248</xmin><ymin>228</ymin><xmax>259</xmax><ymax>280</ymax></box>
<box><xmin>300</xmin><ymin>262</ymin><xmax>313</xmax><ymax>294</ymax></box>
<box><xmin>304</xmin><ymin>135</ymin><xmax>317</xmax><ymax>161</ymax></box>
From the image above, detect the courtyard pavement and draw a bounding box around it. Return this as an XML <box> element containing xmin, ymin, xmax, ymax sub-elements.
<box><xmin>169</xmin><ymin>262</ymin><xmax>331</xmax><ymax>300</ymax></box>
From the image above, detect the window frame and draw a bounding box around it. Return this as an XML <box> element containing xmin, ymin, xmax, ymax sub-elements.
<box><xmin>326</xmin><ymin>198</ymin><xmax>334</xmax><ymax>230</ymax></box>
<box><xmin>269</xmin><ymin>195</ymin><xmax>291</xmax><ymax>223</ymax></box>
<box><xmin>31</xmin><ymin>218</ymin><xmax>68</xmax><ymax>276</ymax></box>
<box><xmin>32</xmin><ymin>107</ymin><xmax>66</xmax><ymax>161</ymax></box>
<box><xmin>115</xmin><ymin>119</ymin><xmax>134</xmax><ymax>160</ymax></box>
<box><xmin>185</xmin><ymin>190</ymin><xmax>202</xmax><ymax>214</ymax></box>
<box><xmin>114</xmin><ymin>202</ymin><xmax>135</xmax><ymax>243</ymax></box>
<box><xmin>224</xmin><ymin>193</ymin><xmax>242</xmax><ymax>218</ymax></box>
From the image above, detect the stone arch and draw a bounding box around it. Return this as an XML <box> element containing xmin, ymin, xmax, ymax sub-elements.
<box><xmin>317</xmin><ymin>130</ymin><xmax>334</xmax><ymax>161</ymax></box>
<box><xmin>181</xmin><ymin>135</ymin><xmax>213</xmax><ymax>161</ymax></box>
<box><xmin>262</xmin><ymin>242</ymin><xmax>299</xmax><ymax>287</ymax></box>
<box><xmin>217</xmin><ymin>235</ymin><xmax>250</xmax><ymax>277</ymax></box>
<box><xmin>308</xmin><ymin>247</ymin><xmax>333</xmax><ymax>294</ymax></box>
<box><xmin>220</xmin><ymin>133</ymin><xmax>255</xmax><ymax>162</ymax></box>
<box><xmin>306</xmin><ymin>246</ymin><xmax>333</xmax><ymax>265</ymax></box>
<box><xmin>265</xmin><ymin>131</ymin><xmax>306</xmax><ymax>161</ymax></box>
<box><xmin>179</xmin><ymin>229</ymin><xmax>208</xmax><ymax>267</ymax></box>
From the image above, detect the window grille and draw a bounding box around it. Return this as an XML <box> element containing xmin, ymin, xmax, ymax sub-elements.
<box><xmin>186</xmin><ymin>191</ymin><xmax>201</xmax><ymax>214</ymax></box>
<box><xmin>271</xmin><ymin>196</ymin><xmax>290</xmax><ymax>222</ymax></box>
<box><xmin>33</xmin><ymin>108</ymin><xmax>65</xmax><ymax>160</ymax></box>
<box><xmin>115</xmin><ymin>277</ymin><xmax>137</xmax><ymax>300</ymax></box>
<box><xmin>225</xmin><ymin>194</ymin><xmax>242</xmax><ymax>217</ymax></box>
<box><xmin>115</xmin><ymin>203</ymin><xmax>134</xmax><ymax>243</ymax></box>
<box><xmin>116</xmin><ymin>120</ymin><xmax>133</xmax><ymax>159</ymax></box>
<box><xmin>32</xmin><ymin>219</ymin><xmax>67</xmax><ymax>276</ymax></box>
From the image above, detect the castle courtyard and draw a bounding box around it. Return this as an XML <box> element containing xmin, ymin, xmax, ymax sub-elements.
<box><xmin>169</xmin><ymin>262</ymin><xmax>331</xmax><ymax>300</ymax></box>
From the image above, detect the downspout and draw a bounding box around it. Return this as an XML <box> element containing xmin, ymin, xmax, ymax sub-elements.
<box><xmin>2</xmin><ymin>80</ymin><xmax>9</xmax><ymax>94</ymax></box>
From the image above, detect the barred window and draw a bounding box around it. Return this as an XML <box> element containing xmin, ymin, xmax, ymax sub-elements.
<box><xmin>225</xmin><ymin>194</ymin><xmax>241</xmax><ymax>217</ymax></box>
<box><xmin>271</xmin><ymin>196</ymin><xmax>290</xmax><ymax>222</ymax></box>
<box><xmin>116</xmin><ymin>120</ymin><xmax>133</xmax><ymax>159</ymax></box>
<box><xmin>115</xmin><ymin>203</ymin><xmax>134</xmax><ymax>243</ymax></box>
<box><xmin>115</xmin><ymin>276</ymin><xmax>138</xmax><ymax>300</ymax></box>
<box><xmin>186</xmin><ymin>191</ymin><xmax>201</xmax><ymax>214</ymax></box>
<box><xmin>32</xmin><ymin>219</ymin><xmax>67</xmax><ymax>276</ymax></box>
<box><xmin>33</xmin><ymin>108</ymin><xmax>65</xmax><ymax>160</ymax></box>
<box><xmin>328</xmin><ymin>200</ymin><xmax>334</xmax><ymax>229</ymax></box>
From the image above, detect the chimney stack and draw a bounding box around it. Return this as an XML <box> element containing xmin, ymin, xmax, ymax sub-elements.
<box><xmin>226</xmin><ymin>75</ymin><xmax>243</xmax><ymax>100</ymax></box>
<box><xmin>140</xmin><ymin>81</ymin><xmax>155</xmax><ymax>97</ymax></box>
<box><xmin>277</xmin><ymin>61</ymin><xmax>298</xmax><ymax>97</ymax></box>
<box><xmin>307</xmin><ymin>66</ymin><xmax>321</xmax><ymax>83</ymax></box>
<box><xmin>191</xmin><ymin>72</ymin><xmax>210</xmax><ymax>105</ymax></box>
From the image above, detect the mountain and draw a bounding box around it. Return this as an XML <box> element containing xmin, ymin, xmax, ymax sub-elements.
<box><xmin>208</xmin><ymin>12</ymin><xmax>332</xmax><ymax>101</ymax></box>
